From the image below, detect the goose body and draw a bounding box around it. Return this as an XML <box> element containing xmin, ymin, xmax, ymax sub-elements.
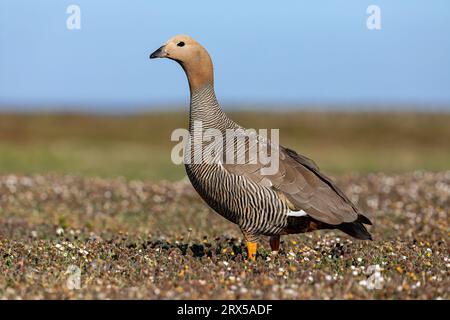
<box><xmin>186</xmin><ymin>85</ymin><xmax>290</xmax><ymax>237</ymax></box>
<box><xmin>150</xmin><ymin>35</ymin><xmax>372</xmax><ymax>260</ymax></box>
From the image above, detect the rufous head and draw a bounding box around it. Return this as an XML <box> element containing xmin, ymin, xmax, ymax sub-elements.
<box><xmin>150</xmin><ymin>35</ymin><xmax>214</xmax><ymax>92</ymax></box>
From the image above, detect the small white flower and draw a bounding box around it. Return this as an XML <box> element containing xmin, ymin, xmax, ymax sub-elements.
<box><xmin>240</xmin><ymin>287</ymin><xmax>248</xmax><ymax>294</ymax></box>
<box><xmin>360</xmin><ymin>264</ymin><xmax>384</xmax><ymax>290</ymax></box>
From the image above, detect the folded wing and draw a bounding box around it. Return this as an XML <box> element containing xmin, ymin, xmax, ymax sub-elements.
<box><xmin>221</xmin><ymin>131</ymin><xmax>371</xmax><ymax>226</ymax></box>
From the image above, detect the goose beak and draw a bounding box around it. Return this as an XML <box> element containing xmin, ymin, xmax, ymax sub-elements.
<box><xmin>150</xmin><ymin>45</ymin><xmax>167</xmax><ymax>59</ymax></box>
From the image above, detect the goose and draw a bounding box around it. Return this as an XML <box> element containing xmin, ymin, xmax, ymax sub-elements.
<box><xmin>150</xmin><ymin>35</ymin><xmax>372</xmax><ymax>261</ymax></box>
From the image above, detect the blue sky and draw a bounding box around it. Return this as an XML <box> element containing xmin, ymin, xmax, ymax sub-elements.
<box><xmin>0</xmin><ymin>0</ymin><xmax>449</xmax><ymax>112</ymax></box>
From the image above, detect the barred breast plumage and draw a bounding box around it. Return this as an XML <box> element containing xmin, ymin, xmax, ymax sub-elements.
<box><xmin>150</xmin><ymin>34</ymin><xmax>373</xmax><ymax>260</ymax></box>
<box><xmin>185</xmin><ymin>85</ymin><xmax>290</xmax><ymax>238</ymax></box>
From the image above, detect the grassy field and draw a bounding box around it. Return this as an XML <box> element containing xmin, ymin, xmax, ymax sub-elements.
<box><xmin>0</xmin><ymin>111</ymin><xmax>448</xmax><ymax>299</ymax></box>
<box><xmin>0</xmin><ymin>172</ymin><xmax>448</xmax><ymax>299</ymax></box>
<box><xmin>0</xmin><ymin>112</ymin><xmax>449</xmax><ymax>180</ymax></box>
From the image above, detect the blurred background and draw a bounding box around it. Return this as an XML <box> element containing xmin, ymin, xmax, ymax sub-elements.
<box><xmin>0</xmin><ymin>0</ymin><xmax>449</xmax><ymax>180</ymax></box>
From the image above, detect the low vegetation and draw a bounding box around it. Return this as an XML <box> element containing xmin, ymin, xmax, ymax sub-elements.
<box><xmin>0</xmin><ymin>112</ymin><xmax>448</xmax><ymax>180</ymax></box>
<box><xmin>0</xmin><ymin>112</ymin><xmax>448</xmax><ymax>299</ymax></box>
<box><xmin>0</xmin><ymin>172</ymin><xmax>447</xmax><ymax>299</ymax></box>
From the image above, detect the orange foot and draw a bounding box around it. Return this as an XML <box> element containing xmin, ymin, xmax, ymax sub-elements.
<box><xmin>247</xmin><ymin>241</ymin><xmax>257</xmax><ymax>261</ymax></box>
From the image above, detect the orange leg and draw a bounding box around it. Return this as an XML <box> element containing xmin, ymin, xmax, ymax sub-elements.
<box><xmin>247</xmin><ymin>241</ymin><xmax>257</xmax><ymax>261</ymax></box>
<box><xmin>269</xmin><ymin>235</ymin><xmax>280</xmax><ymax>254</ymax></box>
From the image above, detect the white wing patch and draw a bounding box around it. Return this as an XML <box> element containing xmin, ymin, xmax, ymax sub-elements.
<box><xmin>287</xmin><ymin>209</ymin><xmax>308</xmax><ymax>217</ymax></box>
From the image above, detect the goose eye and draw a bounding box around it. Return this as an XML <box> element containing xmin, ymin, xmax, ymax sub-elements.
<box><xmin>177</xmin><ymin>41</ymin><xmax>185</xmax><ymax>47</ymax></box>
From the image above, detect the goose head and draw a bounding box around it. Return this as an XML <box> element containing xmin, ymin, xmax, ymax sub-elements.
<box><xmin>150</xmin><ymin>35</ymin><xmax>214</xmax><ymax>92</ymax></box>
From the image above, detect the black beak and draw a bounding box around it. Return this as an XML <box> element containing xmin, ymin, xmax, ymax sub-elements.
<box><xmin>150</xmin><ymin>45</ymin><xmax>166</xmax><ymax>59</ymax></box>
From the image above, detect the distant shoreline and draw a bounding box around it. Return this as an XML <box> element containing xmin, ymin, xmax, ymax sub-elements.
<box><xmin>0</xmin><ymin>104</ymin><xmax>449</xmax><ymax>115</ymax></box>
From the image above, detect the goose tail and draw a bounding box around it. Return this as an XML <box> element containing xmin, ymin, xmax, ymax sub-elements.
<box><xmin>337</xmin><ymin>215</ymin><xmax>373</xmax><ymax>240</ymax></box>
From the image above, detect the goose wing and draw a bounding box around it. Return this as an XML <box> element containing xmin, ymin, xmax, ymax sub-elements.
<box><xmin>221</xmin><ymin>132</ymin><xmax>371</xmax><ymax>226</ymax></box>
